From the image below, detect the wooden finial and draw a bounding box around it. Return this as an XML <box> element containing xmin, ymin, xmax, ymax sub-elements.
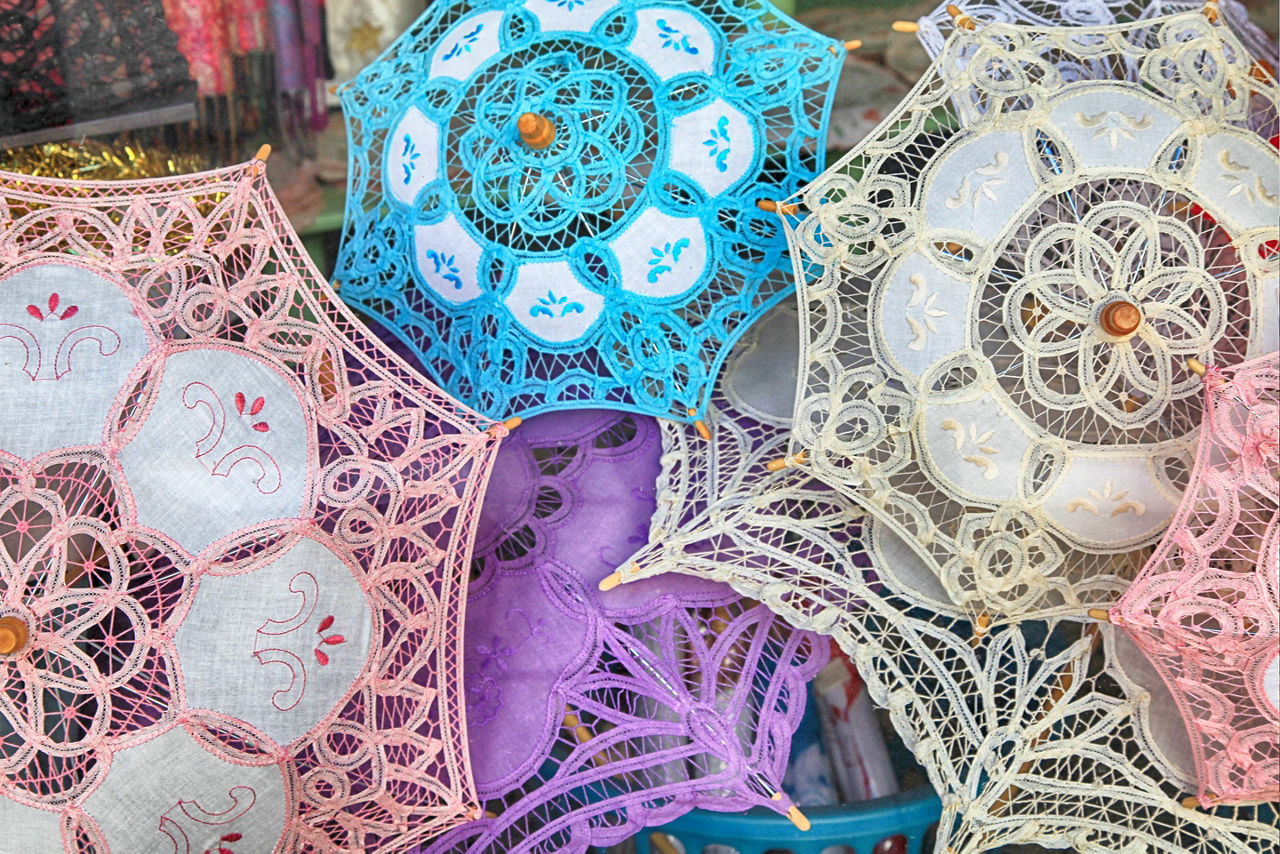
<box><xmin>598</xmin><ymin>562</ymin><xmax>642</xmax><ymax>592</ymax></box>
<box><xmin>947</xmin><ymin>4</ymin><xmax>976</xmax><ymax>30</ymax></box>
<box><xmin>1186</xmin><ymin>358</ymin><xmax>1208</xmax><ymax>377</ymax></box>
<box><xmin>892</xmin><ymin>20</ymin><xmax>920</xmax><ymax>33</ymax></box>
<box><xmin>517</xmin><ymin>112</ymin><xmax>556</xmax><ymax>150</ymax></box>
<box><xmin>1203</xmin><ymin>0</ymin><xmax>1221</xmax><ymax>23</ymax></box>
<box><xmin>969</xmin><ymin>611</ymin><xmax>991</xmax><ymax>646</ymax></box>
<box><xmin>687</xmin><ymin>409</ymin><xmax>712</xmax><ymax>441</ymax></box>
<box><xmin>786</xmin><ymin>804</ymin><xmax>811</xmax><ymax>831</ymax></box>
<box><xmin>0</xmin><ymin>616</ymin><xmax>29</xmax><ymax>655</ymax></box>
<box><xmin>251</xmin><ymin>144</ymin><xmax>271</xmax><ymax>175</ymax></box>
<box><xmin>1099</xmin><ymin>300</ymin><xmax>1142</xmax><ymax>337</ymax></box>
<box><xmin>487</xmin><ymin>416</ymin><xmax>523</xmax><ymax>439</ymax></box>
<box><xmin>1087</xmin><ymin>608</ymin><xmax>1113</xmax><ymax>623</ymax></box>
<box><xmin>765</xmin><ymin>451</ymin><xmax>808</xmax><ymax>472</ymax></box>
<box><xmin>757</xmin><ymin>199</ymin><xmax>800</xmax><ymax>216</ymax></box>
<box><xmin>828</xmin><ymin>40</ymin><xmax>862</xmax><ymax>54</ymax></box>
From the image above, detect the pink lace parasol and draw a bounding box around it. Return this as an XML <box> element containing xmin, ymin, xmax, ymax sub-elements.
<box><xmin>1114</xmin><ymin>352</ymin><xmax>1279</xmax><ymax>806</ymax></box>
<box><xmin>0</xmin><ymin>157</ymin><xmax>502</xmax><ymax>851</ymax></box>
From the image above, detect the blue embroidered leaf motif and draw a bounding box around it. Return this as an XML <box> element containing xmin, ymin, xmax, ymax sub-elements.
<box><xmin>647</xmin><ymin>238</ymin><xmax>692</xmax><ymax>283</ymax></box>
<box><xmin>400</xmin><ymin>134</ymin><xmax>421</xmax><ymax>184</ymax></box>
<box><xmin>702</xmin><ymin>116</ymin><xmax>731</xmax><ymax>173</ymax></box>
<box><xmin>531</xmin><ymin>290</ymin><xmax>585</xmax><ymax>318</ymax></box>
<box><xmin>424</xmin><ymin>249</ymin><xmax>464</xmax><ymax>290</ymax></box>
<box><xmin>554</xmin><ymin>0</ymin><xmax>587</xmax><ymax>8</ymax></box>
<box><xmin>442</xmin><ymin>23</ymin><xmax>484</xmax><ymax>61</ymax></box>
<box><xmin>656</xmin><ymin>19</ymin><xmax>699</xmax><ymax>54</ymax></box>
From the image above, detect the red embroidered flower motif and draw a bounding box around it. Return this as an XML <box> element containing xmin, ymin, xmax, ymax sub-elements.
<box><xmin>25</xmin><ymin>292</ymin><xmax>78</xmax><ymax>321</ymax></box>
<box><xmin>313</xmin><ymin>614</ymin><xmax>345</xmax><ymax>666</ymax></box>
<box><xmin>205</xmin><ymin>832</ymin><xmax>243</xmax><ymax>854</ymax></box>
<box><xmin>233</xmin><ymin>392</ymin><xmax>270</xmax><ymax>432</ymax></box>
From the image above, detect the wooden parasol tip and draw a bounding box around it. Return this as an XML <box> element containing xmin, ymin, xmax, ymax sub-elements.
<box><xmin>892</xmin><ymin>20</ymin><xmax>920</xmax><ymax>33</ymax></box>
<box><xmin>756</xmin><ymin>199</ymin><xmax>800</xmax><ymax>216</ymax></box>
<box><xmin>1186</xmin><ymin>357</ymin><xmax>1208</xmax><ymax>377</ymax></box>
<box><xmin>1087</xmin><ymin>608</ymin><xmax>1113</xmax><ymax>623</ymax></box>
<box><xmin>1202</xmin><ymin>0</ymin><xmax>1221</xmax><ymax>23</ymax></box>
<box><xmin>786</xmin><ymin>805</ymin><xmax>811</xmax><ymax>831</ymax></box>
<box><xmin>765</xmin><ymin>451</ymin><xmax>808</xmax><ymax>472</ymax></box>
<box><xmin>1099</xmin><ymin>300</ymin><xmax>1142</xmax><ymax>337</ymax></box>
<box><xmin>687</xmin><ymin>409</ymin><xmax>712</xmax><ymax>441</ymax></box>
<box><xmin>328</xmin><ymin>84</ymin><xmax>339</xmax><ymax>96</ymax></box>
<box><xmin>517</xmin><ymin>112</ymin><xmax>556</xmax><ymax>150</ymax></box>
<box><xmin>947</xmin><ymin>4</ymin><xmax>976</xmax><ymax>29</ymax></box>
<box><xmin>0</xmin><ymin>616</ymin><xmax>29</xmax><ymax>655</ymax></box>
<box><xmin>254</xmin><ymin>144</ymin><xmax>272</xmax><ymax>164</ymax></box>
<box><xmin>598</xmin><ymin>570</ymin><xmax>624</xmax><ymax>592</ymax></box>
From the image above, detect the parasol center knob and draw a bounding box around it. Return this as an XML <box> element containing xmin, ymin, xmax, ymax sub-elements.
<box><xmin>517</xmin><ymin>112</ymin><xmax>556</xmax><ymax>150</ymax></box>
<box><xmin>0</xmin><ymin>616</ymin><xmax>29</xmax><ymax>655</ymax></box>
<box><xmin>1099</xmin><ymin>300</ymin><xmax>1142</xmax><ymax>338</ymax></box>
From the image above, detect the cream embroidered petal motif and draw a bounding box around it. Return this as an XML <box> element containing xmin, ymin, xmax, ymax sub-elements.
<box><xmin>1115</xmin><ymin>352</ymin><xmax>1279</xmax><ymax>806</ymax></box>
<box><xmin>0</xmin><ymin>162</ymin><xmax>503</xmax><ymax>852</ymax></box>
<box><xmin>782</xmin><ymin>11</ymin><xmax>1279</xmax><ymax>622</ymax></box>
<box><xmin>600</xmin><ymin>306</ymin><xmax>1277</xmax><ymax>853</ymax></box>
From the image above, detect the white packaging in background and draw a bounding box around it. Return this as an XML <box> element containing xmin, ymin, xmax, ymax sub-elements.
<box><xmin>812</xmin><ymin>641</ymin><xmax>899</xmax><ymax>802</ymax></box>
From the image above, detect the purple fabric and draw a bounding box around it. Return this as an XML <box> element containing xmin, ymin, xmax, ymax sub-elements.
<box><xmin>425</xmin><ymin>409</ymin><xmax>829</xmax><ymax>853</ymax></box>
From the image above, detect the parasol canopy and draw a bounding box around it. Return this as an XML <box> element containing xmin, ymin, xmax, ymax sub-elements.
<box><xmin>0</xmin><ymin>156</ymin><xmax>502</xmax><ymax>851</ymax></box>
<box><xmin>779</xmin><ymin>8</ymin><xmax>1279</xmax><ymax>621</ymax></box>
<box><xmin>1113</xmin><ymin>352</ymin><xmax>1279</xmax><ymax>806</ymax></box>
<box><xmin>332</xmin><ymin>0</ymin><xmax>845</xmax><ymax>424</ymax></box>
<box><xmin>426</xmin><ymin>408</ymin><xmax>828</xmax><ymax>853</ymax></box>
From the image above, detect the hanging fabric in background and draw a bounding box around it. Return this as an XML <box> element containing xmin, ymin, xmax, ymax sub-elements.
<box><xmin>0</xmin><ymin>0</ymin><xmax>196</xmax><ymax>136</ymax></box>
<box><xmin>324</xmin><ymin>0</ymin><xmax>426</xmax><ymax>89</ymax></box>
<box><xmin>270</xmin><ymin>0</ymin><xmax>327</xmax><ymax>139</ymax></box>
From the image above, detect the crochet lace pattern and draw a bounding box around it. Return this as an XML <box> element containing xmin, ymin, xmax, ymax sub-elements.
<box><xmin>781</xmin><ymin>10</ymin><xmax>1279</xmax><ymax>620</ymax></box>
<box><xmin>1115</xmin><ymin>352</ymin><xmax>1279</xmax><ymax>807</ymax></box>
<box><xmin>0</xmin><ymin>161</ymin><xmax>501</xmax><ymax>852</ymax></box>
<box><xmin>605</xmin><ymin>302</ymin><xmax>1279</xmax><ymax>852</ymax></box>
<box><xmin>426</xmin><ymin>409</ymin><xmax>826</xmax><ymax>853</ymax></box>
<box><xmin>332</xmin><ymin>0</ymin><xmax>844</xmax><ymax>423</ymax></box>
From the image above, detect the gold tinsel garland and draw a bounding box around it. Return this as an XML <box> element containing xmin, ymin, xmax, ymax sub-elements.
<box><xmin>0</xmin><ymin>139</ymin><xmax>207</xmax><ymax>181</ymax></box>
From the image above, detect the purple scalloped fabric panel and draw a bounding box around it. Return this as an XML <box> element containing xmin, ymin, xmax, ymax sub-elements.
<box><xmin>423</xmin><ymin>408</ymin><xmax>828</xmax><ymax>853</ymax></box>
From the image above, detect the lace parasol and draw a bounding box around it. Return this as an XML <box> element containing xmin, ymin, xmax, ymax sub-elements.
<box><xmin>425</xmin><ymin>409</ymin><xmax>827</xmax><ymax>853</ymax></box>
<box><xmin>778</xmin><ymin>9</ymin><xmax>1279</xmax><ymax>622</ymax></box>
<box><xmin>332</xmin><ymin>0</ymin><xmax>845</xmax><ymax>424</ymax></box>
<box><xmin>0</xmin><ymin>156</ymin><xmax>503</xmax><ymax>852</ymax></box>
<box><xmin>1112</xmin><ymin>352</ymin><xmax>1278</xmax><ymax>807</ymax></box>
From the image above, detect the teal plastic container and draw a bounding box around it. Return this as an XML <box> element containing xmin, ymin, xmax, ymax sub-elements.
<box><xmin>630</xmin><ymin>784</ymin><xmax>941</xmax><ymax>854</ymax></box>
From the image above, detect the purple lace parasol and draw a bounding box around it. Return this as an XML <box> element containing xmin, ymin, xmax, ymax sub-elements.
<box><xmin>425</xmin><ymin>408</ymin><xmax>828</xmax><ymax>853</ymax></box>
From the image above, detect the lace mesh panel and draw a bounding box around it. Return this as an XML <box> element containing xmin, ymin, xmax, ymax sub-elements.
<box><xmin>1115</xmin><ymin>352</ymin><xmax>1279</xmax><ymax>806</ymax></box>
<box><xmin>425</xmin><ymin>409</ymin><xmax>827</xmax><ymax>853</ymax></box>
<box><xmin>0</xmin><ymin>162</ymin><xmax>501</xmax><ymax>852</ymax></box>
<box><xmin>332</xmin><ymin>0</ymin><xmax>844</xmax><ymax>423</ymax></box>
<box><xmin>782</xmin><ymin>11</ymin><xmax>1279</xmax><ymax>620</ymax></box>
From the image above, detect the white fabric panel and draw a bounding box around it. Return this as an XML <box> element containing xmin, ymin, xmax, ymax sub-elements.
<box><xmin>82</xmin><ymin>727</ymin><xmax>286</xmax><ymax>854</ymax></box>
<box><xmin>414</xmin><ymin>217</ymin><xmax>486</xmax><ymax>304</ymax></box>
<box><xmin>1258</xmin><ymin>272</ymin><xmax>1279</xmax><ymax>355</ymax></box>
<box><xmin>0</xmin><ymin>797</ymin><xmax>64</xmax><ymax>854</ymax></box>
<box><xmin>869</xmin><ymin>515</ymin><xmax>958</xmax><ymax>613</ymax></box>
<box><xmin>612</xmin><ymin>208</ymin><xmax>708</xmax><ymax>299</ymax></box>
<box><xmin>428</xmin><ymin>11</ymin><xmax>505</xmax><ymax>81</ymax></box>
<box><xmin>118</xmin><ymin>347</ymin><xmax>312</xmax><ymax>555</ymax></box>
<box><xmin>668</xmin><ymin>99</ymin><xmax>756</xmax><ymax>198</ymax></box>
<box><xmin>722</xmin><ymin>303</ymin><xmax>798</xmax><ymax>424</ymax></box>
<box><xmin>1188</xmin><ymin>132</ymin><xmax>1280</xmax><ymax>231</ymax></box>
<box><xmin>924</xmin><ymin>131</ymin><xmax>1039</xmax><ymax>243</ymax></box>
<box><xmin>1040</xmin><ymin>453</ymin><xmax>1178</xmax><ymax>545</ymax></box>
<box><xmin>385</xmin><ymin>106</ymin><xmax>440</xmax><ymax>207</ymax></box>
<box><xmin>525</xmin><ymin>0</ymin><xmax>618</xmax><ymax>33</ymax></box>
<box><xmin>504</xmin><ymin>261</ymin><xmax>604</xmax><ymax>343</ymax></box>
<box><xmin>878</xmin><ymin>252</ymin><xmax>973</xmax><ymax>381</ymax></box>
<box><xmin>920</xmin><ymin>394</ymin><xmax>1033</xmax><ymax>503</ymax></box>
<box><xmin>1110</xmin><ymin>631</ymin><xmax>1197</xmax><ymax>786</ymax></box>
<box><xmin>174</xmin><ymin>537</ymin><xmax>373</xmax><ymax>746</ymax></box>
<box><xmin>0</xmin><ymin>262</ymin><xmax>151</xmax><ymax>460</ymax></box>
<box><xmin>1261</xmin><ymin>654</ymin><xmax>1280</xmax><ymax>712</ymax></box>
<box><xmin>627</xmin><ymin>8</ymin><xmax>715</xmax><ymax>80</ymax></box>
<box><xmin>1048</xmin><ymin>87</ymin><xmax>1182</xmax><ymax>172</ymax></box>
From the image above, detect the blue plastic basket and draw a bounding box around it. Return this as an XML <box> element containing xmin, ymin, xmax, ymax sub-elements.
<box><xmin>629</xmin><ymin>783</ymin><xmax>941</xmax><ymax>854</ymax></box>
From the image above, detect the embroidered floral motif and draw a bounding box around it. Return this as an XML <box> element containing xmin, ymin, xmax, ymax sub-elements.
<box><xmin>554</xmin><ymin>0</ymin><xmax>587</xmax><ymax>8</ymax></box>
<box><xmin>464</xmin><ymin>608</ymin><xmax>547</xmax><ymax>727</ymax></box>
<box><xmin>313</xmin><ymin>614</ymin><xmax>346</xmax><ymax>666</ymax></box>
<box><xmin>944</xmin><ymin>152</ymin><xmax>1008</xmax><ymax>211</ymax></box>
<box><xmin>442</xmin><ymin>24</ymin><xmax>483</xmax><ymax>61</ymax></box>
<box><xmin>252</xmin><ymin>572</ymin><xmax>322</xmax><ymax>711</ymax></box>
<box><xmin>656</xmin><ymin>19</ymin><xmax>698</xmax><ymax>54</ymax></box>
<box><xmin>25</xmin><ymin>292</ymin><xmax>78</xmax><ymax>321</ymax></box>
<box><xmin>905</xmin><ymin>273</ymin><xmax>947</xmax><ymax>351</ymax></box>
<box><xmin>530</xmin><ymin>290</ymin><xmax>585</xmax><ymax>318</ymax></box>
<box><xmin>424</xmin><ymin>249</ymin><xmax>464</xmax><ymax>290</ymax></box>
<box><xmin>1074</xmin><ymin>110</ymin><xmax>1153</xmax><ymax>149</ymax></box>
<box><xmin>703</xmin><ymin>116</ymin><xmax>731</xmax><ymax>172</ymax></box>
<box><xmin>183</xmin><ymin>382</ymin><xmax>282</xmax><ymax>494</ymax></box>
<box><xmin>233</xmin><ymin>392</ymin><xmax>270</xmax><ymax>432</ymax></box>
<box><xmin>160</xmin><ymin>787</ymin><xmax>255</xmax><ymax>853</ymax></box>
<box><xmin>1219</xmin><ymin>149</ymin><xmax>1278</xmax><ymax>205</ymax></box>
<box><xmin>941</xmin><ymin>419</ymin><xmax>1000</xmax><ymax>480</ymax></box>
<box><xmin>204</xmin><ymin>832</ymin><xmax>244</xmax><ymax>854</ymax></box>
<box><xmin>400</xmin><ymin>134</ymin><xmax>421</xmax><ymax>184</ymax></box>
<box><xmin>1065</xmin><ymin>480</ymin><xmax>1146</xmax><ymax>517</ymax></box>
<box><xmin>1</xmin><ymin>292</ymin><xmax>121</xmax><ymax>381</ymax></box>
<box><xmin>647</xmin><ymin>238</ymin><xmax>691</xmax><ymax>284</ymax></box>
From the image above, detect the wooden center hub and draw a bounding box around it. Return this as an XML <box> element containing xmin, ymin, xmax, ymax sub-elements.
<box><xmin>0</xmin><ymin>616</ymin><xmax>29</xmax><ymax>655</ymax></box>
<box><xmin>517</xmin><ymin>112</ymin><xmax>556</xmax><ymax>150</ymax></box>
<box><xmin>1099</xmin><ymin>300</ymin><xmax>1142</xmax><ymax>337</ymax></box>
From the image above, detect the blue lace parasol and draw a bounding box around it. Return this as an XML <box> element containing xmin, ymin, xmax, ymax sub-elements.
<box><xmin>333</xmin><ymin>0</ymin><xmax>844</xmax><ymax>422</ymax></box>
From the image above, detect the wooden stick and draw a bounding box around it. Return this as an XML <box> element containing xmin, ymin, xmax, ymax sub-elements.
<box><xmin>757</xmin><ymin>199</ymin><xmax>800</xmax><ymax>216</ymax></box>
<box><xmin>787</xmin><ymin>804</ymin><xmax>811</xmax><ymax>831</ymax></box>
<box><xmin>687</xmin><ymin>409</ymin><xmax>712</xmax><ymax>441</ymax></box>
<box><xmin>1202</xmin><ymin>0</ymin><xmax>1221</xmax><ymax>23</ymax></box>
<box><xmin>650</xmin><ymin>834</ymin><xmax>682</xmax><ymax>854</ymax></box>
<box><xmin>487</xmin><ymin>416</ymin><xmax>522</xmax><ymax>438</ymax></box>
<box><xmin>828</xmin><ymin>40</ymin><xmax>862</xmax><ymax>54</ymax></box>
<box><xmin>598</xmin><ymin>562</ymin><xmax>642</xmax><ymax>591</ymax></box>
<box><xmin>1087</xmin><ymin>608</ymin><xmax>1112</xmax><ymax>622</ymax></box>
<box><xmin>946</xmin><ymin>4</ymin><xmax>976</xmax><ymax>30</ymax></box>
<box><xmin>892</xmin><ymin>21</ymin><xmax>920</xmax><ymax>33</ymax></box>
<box><xmin>765</xmin><ymin>451</ymin><xmax>808</xmax><ymax>472</ymax></box>
<box><xmin>1186</xmin><ymin>358</ymin><xmax>1207</xmax><ymax>377</ymax></box>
